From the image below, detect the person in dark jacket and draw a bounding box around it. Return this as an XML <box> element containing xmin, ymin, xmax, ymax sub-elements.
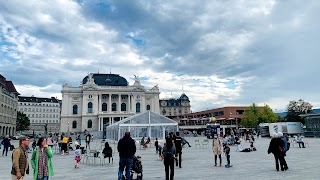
<box><xmin>102</xmin><ymin>142</ymin><xmax>113</xmax><ymax>163</ymax></box>
<box><xmin>279</xmin><ymin>132</ymin><xmax>289</xmax><ymax>171</ymax></box>
<box><xmin>155</xmin><ymin>138</ymin><xmax>159</xmax><ymax>154</ymax></box>
<box><xmin>2</xmin><ymin>135</ymin><xmax>11</xmax><ymax>156</ymax></box>
<box><xmin>162</xmin><ymin>137</ymin><xmax>176</xmax><ymax>180</ymax></box>
<box><xmin>268</xmin><ymin>133</ymin><xmax>284</xmax><ymax>171</ymax></box>
<box><xmin>174</xmin><ymin>132</ymin><xmax>182</xmax><ymax>168</ymax></box>
<box><xmin>117</xmin><ymin>132</ymin><xmax>136</xmax><ymax>180</ymax></box>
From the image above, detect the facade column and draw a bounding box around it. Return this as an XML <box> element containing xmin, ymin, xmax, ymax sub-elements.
<box><xmin>98</xmin><ymin>117</ymin><xmax>101</xmax><ymax>131</ymax></box>
<box><xmin>101</xmin><ymin>118</ymin><xmax>104</xmax><ymax>131</ymax></box>
<box><xmin>98</xmin><ymin>94</ymin><xmax>101</xmax><ymax>112</ymax></box>
<box><xmin>108</xmin><ymin>94</ymin><xmax>112</xmax><ymax>112</ymax></box>
<box><xmin>132</xmin><ymin>95</ymin><xmax>136</xmax><ymax>113</ymax></box>
<box><xmin>118</xmin><ymin>94</ymin><xmax>121</xmax><ymax>112</ymax></box>
<box><xmin>128</xmin><ymin>94</ymin><xmax>131</xmax><ymax>112</ymax></box>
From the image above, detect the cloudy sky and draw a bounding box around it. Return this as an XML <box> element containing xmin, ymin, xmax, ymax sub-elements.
<box><xmin>1</xmin><ymin>0</ymin><xmax>319</xmax><ymax>112</ymax></box>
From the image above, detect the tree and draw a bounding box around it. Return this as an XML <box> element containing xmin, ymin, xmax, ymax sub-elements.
<box><xmin>16</xmin><ymin>111</ymin><xmax>30</xmax><ymax>132</ymax></box>
<box><xmin>241</xmin><ymin>104</ymin><xmax>279</xmax><ymax>128</ymax></box>
<box><xmin>259</xmin><ymin>105</ymin><xmax>278</xmax><ymax>123</ymax></box>
<box><xmin>285</xmin><ymin>99</ymin><xmax>313</xmax><ymax>124</ymax></box>
<box><xmin>241</xmin><ymin>103</ymin><xmax>260</xmax><ymax>128</ymax></box>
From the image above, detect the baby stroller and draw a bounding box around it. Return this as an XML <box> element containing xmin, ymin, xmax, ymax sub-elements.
<box><xmin>122</xmin><ymin>155</ymin><xmax>143</xmax><ymax>180</ymax></box>
<box><xmin>131</xmin><ymin>155</ymin><xmax>143</xmax><ymax>180</ymax></box>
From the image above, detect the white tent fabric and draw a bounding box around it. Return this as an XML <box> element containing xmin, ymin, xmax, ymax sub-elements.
<box><xmin>105</xmin><ymin>111</ymin><xmax>178</xmax><ymax>141</ymax></box>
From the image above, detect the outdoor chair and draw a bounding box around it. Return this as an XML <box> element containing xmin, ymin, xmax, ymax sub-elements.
<box><xmin>195</xmin><ymin>140</ymin><xmax>201</xmax><ymax>148</ymax></box>
<box><xmin>303</xmin><ymin>140</ymin><xmax>310</xmax><ymax>147</ymax></box>
<box><xmin>202</xmin><ymin>139</ymin><xmax>209</xmax><ymax>148</ymax></box>
<box><xmin>52</xmin><ymin>143</ymin><xmax>60</xmax><ymax>154</ymax></box>
<box><xmin>85</xmin><ymin>150</ymin><xmax>98</xmax><ymax>165</ymax></box>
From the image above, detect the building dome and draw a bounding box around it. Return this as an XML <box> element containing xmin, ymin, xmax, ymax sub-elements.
<box><xmin>82</xmin><ymin>74</ymin><xmax>128</xmax><ymax>86</ymax></box>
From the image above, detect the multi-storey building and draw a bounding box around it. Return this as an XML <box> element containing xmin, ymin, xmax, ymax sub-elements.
<box><xmin>60</xmin><ymin>73</ymin><xmax>160</xmax><ymax>138</ymax></box>
<box><xmin>159</xmin><ymin>93</ymin><xmax>191</xmax><ymax>119</ymax></box>
<box><xmin>0</xmin><ymin>74</ymin><xmax>19</xmax><ymax>137</ymax></box>
<box><xmin>18</xmin><ymin>96</ymin><xmax>61</xmax><ymax>134</ymax></box>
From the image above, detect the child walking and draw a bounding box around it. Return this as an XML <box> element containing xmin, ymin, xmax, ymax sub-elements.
<box><xmin>74</xmin><ymin>145</ymin><xmax>81</xmax><ymax>168</ymax></box>
<box><xmin>225</xmin><ymin>144</ymin><xmax>232</xmax><ymax>168</ymax></box>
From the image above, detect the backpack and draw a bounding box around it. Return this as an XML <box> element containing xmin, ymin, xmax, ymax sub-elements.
<box><xmin>164</xmin><ymin>147</ymin><xmax>174</xmax><ymax>159</ymax></box>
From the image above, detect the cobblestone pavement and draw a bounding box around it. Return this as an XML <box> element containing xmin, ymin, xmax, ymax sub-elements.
<box><xmin>0</xmin><ymin>136</ymin><xmax>319</xmax><ymax>180</ymax></box>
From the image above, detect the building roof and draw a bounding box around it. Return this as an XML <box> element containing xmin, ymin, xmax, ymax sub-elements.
<box><xmin>0</xmin><ymin>74</ymin><xmax>19</xmax><ymax>95</ymax></box>
<box><xmin>82</xmin><ymin>74</ymin><xmax>128</xmax><ymax>86</ymax></box>
<box><xmin>5</xmin><ymin>81</ymin><xmax>19</xmax><ymax>94</ymax></box>
<box><xmin>160</xmin><ymin>93</ymin><xmax>190</xmax><ymax>106</ymax></box>
<box><xmin>18</xmin><ymin>96</ymin><xmax>60</xmax><ymax>103</ymax></box>
<box><xmin>109</xmin><ymin>111</ymin><xmax>178</xmax><ymax>127</ymax></box>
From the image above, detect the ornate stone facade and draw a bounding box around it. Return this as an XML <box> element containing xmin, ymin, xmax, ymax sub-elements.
<box><xmin>159</xmin><ymin>93</ymin><xmax>191</xmax><ymax>118</ymax></box>
<box><xmin>0</xmin><ymin>74</ymin><xmax>19</xmax><ymax>137</ymax></box>
<box><xmin>60</xmin><ymin>73</ymin><xmax>160</xmax><ymax>137</ymax></box>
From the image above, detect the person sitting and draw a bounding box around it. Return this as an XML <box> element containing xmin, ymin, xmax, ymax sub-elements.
<box><xmin>236</xmin><ymin>143</ymin><xmax>251</xmax><ymax>152</ymax></box>
<box><xmin>146</xmin><ymin>137</ymin><xmax>151</xmax><ymax>144</ymax></box>
<box><xmin>296</xmin><ymin>134</ymin><xmax>305</xmax><ymax>148</ymax></box>
<box><xmin>140</xmin><ymin>137</ymin><xmax>147</xmax><ymax>149</ymax></box>
<box><xmin>236</xmin><ymin>143</ymin><xmax>243</xmax><ymax>152</ymax></box>
<box><xmin>250</xmin><ymin>142</ymin><xmax>257</xmax><ymax>151</ymax></box>
<box><xmin>102</xmin><ymin>142</ymin><xmax>113</xmax><ymax>163</ymax></box>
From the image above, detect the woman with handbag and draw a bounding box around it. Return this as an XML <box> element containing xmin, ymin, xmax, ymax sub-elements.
<box><xmin>31</xmin><ymin>137</ymin><xmax>54</xmax><ymax>180</ymax></box>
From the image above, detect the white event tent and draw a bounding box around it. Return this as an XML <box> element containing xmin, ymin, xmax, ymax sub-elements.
<box><xmin>105</xmin><ymin>111</ymin><xmax>178</xmax><ymax>141</ymax></box>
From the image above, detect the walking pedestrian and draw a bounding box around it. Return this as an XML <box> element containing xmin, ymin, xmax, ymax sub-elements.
<box><xmin>174</xmin><ymin>132</ymin><xmax>182</xmax><ymax>168</ymax></box>
<box><xmin>279</xmin><ymin>132</ymin><xmax>289</xmax><ymax>171</ymax></box>
<box><xmin>163</xmin><ymin>137</ymin><xmax>176</xmax><ymax>180</ymax></box>
<box><xmin>11</xmin><ymin>136</ymin><xmax>30</xmax><ymax>180</ymax></box>
<box><xmin>2</xmin><ymin>135</ymin><xmax>11</xmax><ymax>156</ymax></box>
<box><xmin>212</xmin><ymin>134</ymin><xmax>223</xmax><ymax>166</ymax></box>
<box><xmin>85</xmin><ymin>133</ymin><xmax>91</xmax><ymax>149</ymax></box>
<box><xmin>155</xmin><ymin>138</ymin><xmax>159</xmax><ymax>154</ymax></box>
<box><xmin>61</xmin><ymin>136</ymin><xmax>69</xmax><ymax>155</ymax></box>
<box><xmin>77</xmin><ymin>135</ymin><xmax>82</xmax><ymax>146</ymax></box>
<box><xmin>117</xmin><ymin>132</ymin><xmax>136</xmax><ymax>180</ymax></box>
<box><xmin>268</xmin><ymin>133</ymin><xmax>284</xmax><ymax>171</ymax></box>
<box><xmin>31</xmin><ymin>137</ymin><xmax>54</xmax><ymax>180</ymax></box>
<box><xmin>74</xmin><ymin>145</ymin><xmax>81</xmax><ymax>168</ymax></box>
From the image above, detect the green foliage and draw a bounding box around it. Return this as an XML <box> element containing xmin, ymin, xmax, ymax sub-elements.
<box><xmin>241</xmin><ymin>103</ymin><xmax>260</xmax><ymax>128</ymax></box>
<box><xmin>16</xmin><ymin>111</ymin><xmax>30</xmax><ymax>132</ymax></box>
<box><xmin>260</xmin><ymin>105</ymin><xmax>278</xmax><ymax>123</ymax></box>
<box><xmin>241</xmin><ymin>103</ymin><xmax>278</xmax><ymax>128</ymax></box>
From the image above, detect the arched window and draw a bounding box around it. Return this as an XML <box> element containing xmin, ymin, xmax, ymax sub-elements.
<box><xmin>146</xmin><ymin>105</ymin><xmax>151</xmax><ymax>111</ymax></box>
<box><xmin>102</xmin><ymin>103</ymin><xmax>107</xmax><ymax>111</ymax></box>
<box><xmin>112</xmin><ymin>103</ymin><xmax>117</xmax><ymax>111</ymax></box>
<box><xmin>121</xmin><ymin>103</ymin><xmax>126</xmax><ymax>111</ymax></box>
<box><xmin>136</xmin><ymin>102</ymin><xmax>140</xmax><ymax>113</ymax></box>
<box><xmin>87</xmin><ymin>119</ymin><xmax>92</xmax><ymax>128</ymax></box>
<box><xmin>88</xmin><ymin>102</ymin><xmax>93</xmax><ymax>113</ymax></box>
<box><xmin>72</xmin><ymin>120</ymin><xmax>77</xmax><ymax>128</ymax></box>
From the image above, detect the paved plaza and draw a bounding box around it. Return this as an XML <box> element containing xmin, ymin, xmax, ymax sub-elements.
<box><xmin>0</xmin><ymin>136</ymin><xmax>319</xmax><ymax>180</ymax></box>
